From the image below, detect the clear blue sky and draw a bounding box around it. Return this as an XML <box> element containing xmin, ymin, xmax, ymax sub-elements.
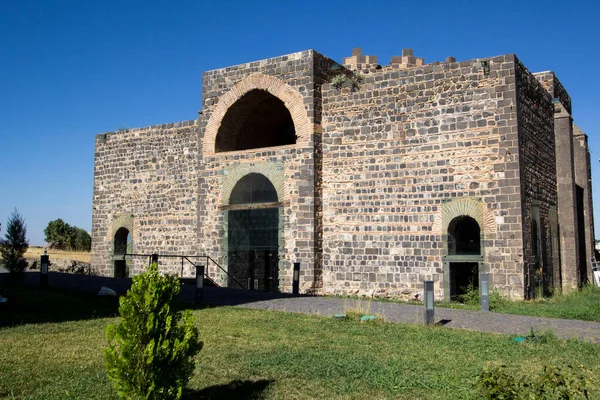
<box><xmin>1</xmin><ymin>0</ymin><xmax>599</xmax><ymax>245</ymax></box>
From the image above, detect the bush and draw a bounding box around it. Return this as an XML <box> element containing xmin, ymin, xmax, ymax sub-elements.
<box><xmin>475</xmin><ymin>364</ymin><xmax>593</xmax><ymax>399</ymax></box>
<box><xmin>454</xmin><ymin>283</ymin><xmax>508</xmax><ymax>311</ymax></box>
<box><xmin>330</xmin><ymin>72</ymin><xmax>363</xmax><ymax>92</ymax></box>
<box><xmin>44</xmin><ymin>219</ymin><xmax>91</xmax><ymax>251</ymax></box>
<box><xmin>104</xmin><ymin>263</ymin><xmax>202</xmax><ymax>399</ymax></box>
<box><xmin>0</xmin><ymin>208</ymin><xmax>29</xmax><ymax>275</ymax></box>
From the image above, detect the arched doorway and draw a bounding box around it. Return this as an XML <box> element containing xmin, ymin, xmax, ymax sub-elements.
<box><xmin>447</xmin><ymin>215</ymin><xmax>481</xmax><ymax>300</ymax></box>
<box><xmin>215</xmin><ymin>89</ymin><xmax>296</xmax><ymax>152</ymax></box>
<box><xmin>227</xmin><ymin>173</ymin><xmax>280</xmax><ymax>291</ymax></box>
<box><xmin>113</xmin><ymin>227</ymin><xmax>131</xmax><ymax>278</ymax></box>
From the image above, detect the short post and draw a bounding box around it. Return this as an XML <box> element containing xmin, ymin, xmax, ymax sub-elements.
<box><xmin>292</xmin><ymin>262</ymin><xmax>300</xmax><ymax>295</ymax></box>
<box><xmin>195</xmin><ymin>264</ymin><xmax>205</xmax><ymax>304</ymax></box>
<box><xmin>151</xmin><ymin>253</ymin><xmax>159</xmax><ymax>265</ymax></box>
<box><xmin>480</xmin><ymin>273</ymin><xmax>489</xmax><ymax>312</ymax></box>
<box><xmin>40</xmin><ymin>249</ymin><xmax>49</xmax><ymax>288</ymax></box>
<box><xmin>424</xmin><ymin>280</ymin><xmax>434</xmax><ymax>326</ymax></box>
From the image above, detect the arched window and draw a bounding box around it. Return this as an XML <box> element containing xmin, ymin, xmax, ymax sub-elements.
<box><xmin>229</xmin><ymin>173</ymin><xmax>278</xmax><ymax>205</ymax></box>
<box><xmin>113</xmin><ymin>227</ymin><xmax>130</xmax><ymax>255</ymax></box>
<box><xmin>447</xmin><ymin>215</ymin><xmax>481</xmax><ymax>255</ymax></box>
<box><xmin>113</xmin><ymin>227</ymin><xmax>131</xmax><ymax>278</ymax></box>
<box><xmin>215</xmin><ymin>89</ymin><xmax>296</xmax><ymax>152</ymax></box>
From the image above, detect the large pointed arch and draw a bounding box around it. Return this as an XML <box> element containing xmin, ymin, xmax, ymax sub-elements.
<box><xmin>203</xmin><ymin>73</ymin><xmax>312</xmax><ymax>155</ymax></box>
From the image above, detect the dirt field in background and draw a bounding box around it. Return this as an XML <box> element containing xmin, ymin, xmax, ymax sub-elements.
<box><xmin>24</xmin><ymin>246</ymin><xmax>91</xmax><ymax>264</ymax></box>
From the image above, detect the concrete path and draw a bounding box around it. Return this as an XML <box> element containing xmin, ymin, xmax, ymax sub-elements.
<box><xmin>3</xmin><ymin>271</ymin><xmax>600</xmax><ymax>343</ymax></box>
<box><xmin>199</xmin><ymin>287</ymin><xmax>600</xmax><ymax>343</ymax></box>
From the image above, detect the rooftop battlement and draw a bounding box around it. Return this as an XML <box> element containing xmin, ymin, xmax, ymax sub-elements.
<box><xmin>342</xmin><ymin>47</ymin><xmax>460</xmax><ymax>74</ymax></box>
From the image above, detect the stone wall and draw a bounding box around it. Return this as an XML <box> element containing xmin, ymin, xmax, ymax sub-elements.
<box><xmin>90</xmin><ymin>47</ymin><xmax>586</xmax><ymax>300</ymax></box>
<box><xmin>534</xmin><ymin>71</ymin><xmax>580</xmax><ymax>290</ymax></box>
<box><xmin>321</xmin><ymin>54</ymin><xmax>528</xmax><ymax>299</ymax></box>
<box><xmin>573</xmin><ymin>125</ymin><xmax>595</xmax><ymax>277</ymax></box>
<box><xmin>91</xmin><ymin>121</ymin><xmax>199</xmax><ymax>276</ymax></box>
<box><xmin>196</xmin><ymin>50</ymin><xmax>339</xmax><ymax>292</ymax></box>
<box><xmin>515</xmin><ymin>60</ymin><xmax>557</xmax><ymax>297</ymax></box>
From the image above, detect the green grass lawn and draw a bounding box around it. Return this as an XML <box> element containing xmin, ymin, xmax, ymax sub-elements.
<box><xmin>1</xmin><ymin>286</ymin><xmax>599</xmax><ymax>399</ymax></box>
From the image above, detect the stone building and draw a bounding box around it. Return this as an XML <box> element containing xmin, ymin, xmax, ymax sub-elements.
<box><xmin>91</xmin><ymin>48</ymin><xmax>595</xmax><ymax>300</ymax></box>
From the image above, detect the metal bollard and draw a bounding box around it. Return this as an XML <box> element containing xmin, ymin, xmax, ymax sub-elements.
<box><xmin>424</xmin><ymin>280</ymin><xmax>434</xmax><ymax>326</ymax></box>
<box><xmin>480</xmin><ymin>273</ymin><xmax>489</xmax><ymax>312</ymax></box>
<box><xmin>40</xmin><ymin>250</ymin><xmax>49</xmax><ymax>288</ymax></box>
<box><xmin>195</xmin><ymin>264</ymin><xmax>205</xmax><ymax>304</ymax></box>
<box><xmin>292</xmin><ymin>262</ymin><xmax>300</xmax><ymax>295</ymax></box>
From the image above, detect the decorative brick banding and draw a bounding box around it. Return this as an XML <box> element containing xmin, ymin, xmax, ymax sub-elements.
<box><xmin>222</xmin><ymin>163</ymin><xmax>285</xmax><ymax>205</ymax></box>
<box><xmin>203</xmin><ymin>73</ymin><xmax>312</xmax><ymax>156</ymax></box>
<box><xmin>434</xmin><ymin>198</ymin><xmax>495</xmax><ymax>235</ymax></box>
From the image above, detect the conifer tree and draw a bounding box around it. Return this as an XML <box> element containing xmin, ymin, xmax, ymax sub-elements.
<box><xmin>105</xmin><ymin>263</ymin><xmax>202</xmax><ymax>399</ymax></box>
<box><xmin>0</xmin><ymin>208</ymin><xmax>29</xmax><ymax>275</ymax></box>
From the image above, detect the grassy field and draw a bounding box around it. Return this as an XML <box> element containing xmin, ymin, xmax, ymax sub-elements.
<box><xmin>24</xmin><ymin>246</ymin><xmax>91</xmax><ymax>263</ymax></box>
<box><xmin>484</xmin><ymin>285</ymin><xmax>600</xmax><ymax>321</ymax></box>
<box><xmin>0</xmin><ymin>286</ymin><xmax>599</xmax><ymax>399</ymax></box>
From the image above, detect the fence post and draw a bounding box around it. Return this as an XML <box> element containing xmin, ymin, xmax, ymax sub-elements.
<box><xmin>40</xmin><ymin>250</ymin><xmax>49</xmax><ymax>288</ymax></box>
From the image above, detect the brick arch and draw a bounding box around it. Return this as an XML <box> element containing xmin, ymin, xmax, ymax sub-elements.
<box><xmin>432</xmin><ymin>198</ymin><xmax>496</xmax><ymax>234</ymax></box>
<box><xmin>203</xmin><ymin>73</ymin><xmax>312</xmax><ymax>156</ymax></box>
<box><xmin>108</xmin><ymin>214</ymin><xmax>139</xmax><ymax>241</ymax></box>
<box><xmin>222</xmin><ymin>163</ymin><xmax>285</xmax><ymax>205</ymax></box>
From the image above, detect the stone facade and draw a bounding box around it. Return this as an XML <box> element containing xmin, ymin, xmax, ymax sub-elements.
<box><xmin>92</xmin><ymin>48</ymin><xmax>594</xmax><ymax>300</ymax></box>
<box><xmin>91</xmin><ymin>121</ymin><xmax>199</xmax><ymax>276</ymax></box>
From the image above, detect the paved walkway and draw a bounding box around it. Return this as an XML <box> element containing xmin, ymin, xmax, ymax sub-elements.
<box><xmin>199</xmin><ymin>287</ymin><xmax>600</xmax><ymax>343</ymax></box>
<box><xmin>3</xmin><ymin>271</ymin><xmax>600</xmax><ymax>343</ymax></box>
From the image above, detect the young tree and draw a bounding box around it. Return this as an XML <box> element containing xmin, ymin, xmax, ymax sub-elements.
<box><xmin>105</xmin><ymin>263</ymin><xmax>202</xmax><ymax>399</ymax></box>
<box><xmin>72</xmin><ymin>227</ymin><xmax>91</xmax><ymax>251</ymax></box>
<box><xmin>44</xmin><ymin>218</ymin><xmax>73</xmax><ymax>250</ymax></box>
<box><xmin>44</xmin><ymin>219</ymin><xmax>91</xmax><ymax>251</ymax></box>
<box><xmin>0</xmin><ymin>208</ymin><xmax>29</xmax><ymax>275</ymax></box>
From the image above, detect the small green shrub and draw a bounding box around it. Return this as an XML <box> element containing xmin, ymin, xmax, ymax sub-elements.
<box><xmin>330</xmin><ymin>72</ymin><xmax>364</xmax><ymax>91</ymax></box>
<box><xmin>349</xmin><ymin>72</ymin><xmax>364</xmax><ymax>91</ymax></box>
<box><xmin>529</xmin><ymin>365</ymin><xmax>593</xmax><ymax>399</ymax></box>
<box><xmin>0</xmin><ymin>208</ymin><xmax>29</xmax><ymax>276</ymax></box>
<box><xmin>521</xmin><ymin>328</ymin><xmax>558</xmax><ymax>345</ymax></box>
<box><xmin>475</xmin><ymin>364</ymin><xmax>593</xmax><ymax>399</ymax></box>
<box><xmin>330</xmin><ymin>74</ymin><xmax>347</xmax><ymax>89</ymax></box>
<box><xmin>456</xmin><ymin>283</ymin><xmax>480</xmax><ymax>306</ymax></box>
<box><xmin>454</xmin><ymin>283</ymin><xmax>508</xmax><ymax>311</ymax></box>
<box><xmin>105</xmin><ymin>263</ymin><xmax>203</xmax><ymax>399</ymax></box>
<box><xmin>476</xmin><ymin>365</ymin><xmax>519</xmax><ymax>399</ymax></box>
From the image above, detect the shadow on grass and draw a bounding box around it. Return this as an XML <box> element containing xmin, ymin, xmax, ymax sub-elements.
<box><xmin>183</xmin><ymin>379</ymin><xmax>273</xmax><ymax>399</ymax></box>
<box><xmin>0</xmin><ymin>284</ymin><xmax>120</xmax><ymax>327</ymax></box>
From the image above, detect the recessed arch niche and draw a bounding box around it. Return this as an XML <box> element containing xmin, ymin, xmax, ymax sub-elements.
<box><xmin>203</xmin><ymin>73</ymin><xmax>312</xmax><ymax>156</ymax></box>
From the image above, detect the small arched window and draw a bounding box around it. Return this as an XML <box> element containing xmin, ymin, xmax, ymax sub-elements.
<box><xmin>114</xmin><ymin>227</ymin><xmax>131</xmax><ymax>255</ymax></box>
<box><xmin>447</xmin><ymin>215</ymin><xmax>481</xmax><ymax>255</ymax></box>
<box><xmin>229</xmin><ymin>173</ymin><xmax>278</xmax><ymax>205</ymax></box>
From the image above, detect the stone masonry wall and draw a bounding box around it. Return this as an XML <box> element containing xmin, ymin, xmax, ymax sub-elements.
<box><xmin>573</xmin><ymin>125</ymin><xmax>595</xmax><ymax>276</ymax></box>
<box><xmin>197</xmin><ymin>51</ymin><xmax>334</xmax><ymax>293</ymax></box>
<box><xmin>534</xmin><ymin>71</ymin><xmax>580</xmax><ymax>290</ymax></box>
<box><xmin>91</xmin><ymin>121</ymin><xmax>199</xmax><ymax>276</ymax></box>
<box><xmin>321</xmin><ymin>54</ymin><xmax>527</xmax><ymax>299</ymax></box>
<box><xmin>515</xmin><ymin>60</ymin><xmax>557</xmax><ymax>298</ymax></box>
